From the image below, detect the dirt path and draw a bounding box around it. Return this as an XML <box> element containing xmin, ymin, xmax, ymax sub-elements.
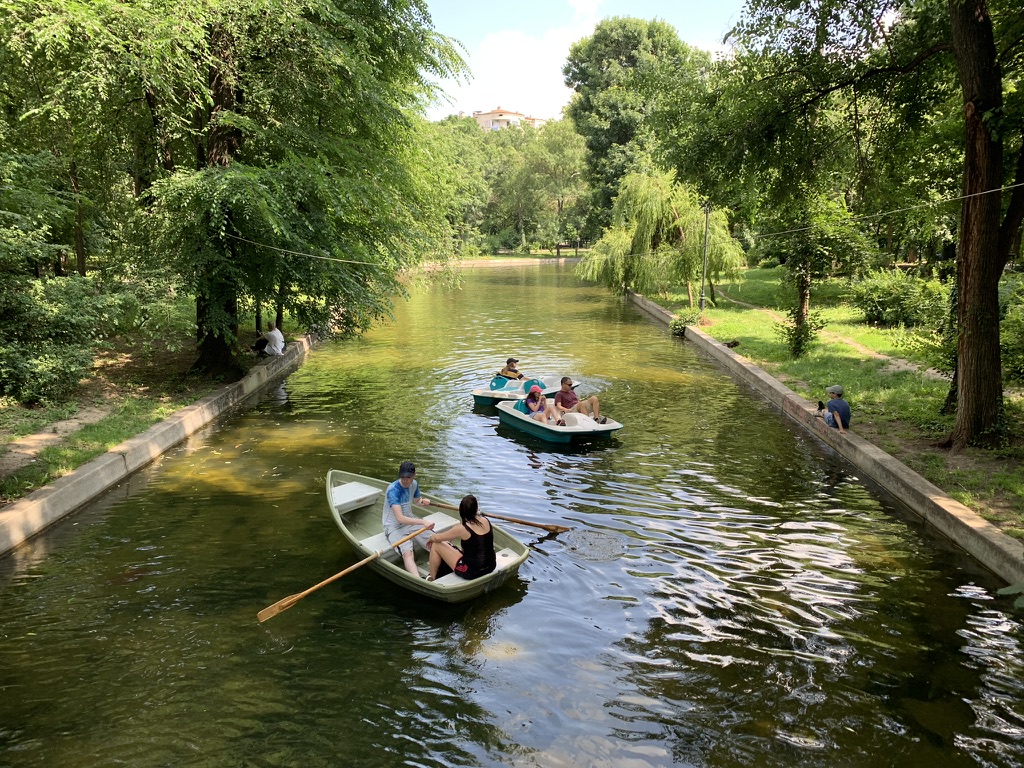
<box><xmin>0</xmin><ymin>406</ymin><xmax>113</xmax><ymax>479</ymax></box>
<box><xmin>716</xmin><ymin>289</ymin><xmax>949</xmax><ymax>381</ymax></box>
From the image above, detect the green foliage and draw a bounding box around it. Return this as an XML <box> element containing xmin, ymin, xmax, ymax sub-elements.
<box><xmin>669</xmin><ymin>309</ymin><xmax>703</xmax><ymax>335</ymax></box>
<box><xmin>564</xmin><ymin>17</ymin><xmax>709</xmax><ymax>229</ymax></box>
<box><xmin>577</xmin><ymin>168</ymin><xmax>744</xmax><ymax>296</ymax></box>
<box><xmin>0</xmin><ymin>275</ymin><xmax>153</xmax><ymax>403</ymax></box>
<box><xmin>776</xmin><ymin>307</ymin><xmax>826</xmax><ymax>359</ymax></box>
<box><xmin>0</xmin><ymin>343</ymin><xmax>92</xmax><ymax>405</ymax></box>
<box><xmin>998</xmin><ymin>583</ymin><xmax>1024</xmax><ymax>610</ymax></box>
<box><xmin>850</xmin><ymin>269</ymin><xmax>951</xmax><ymax>328</ymax></box>
<box><xmin>1002</xmin><ymin>283</ymin><xmax>1024</xmax><ymax>383</ymax></box>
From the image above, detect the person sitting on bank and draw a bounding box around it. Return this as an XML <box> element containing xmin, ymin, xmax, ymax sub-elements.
<box><xmin>425</xmin><ymin>494</ymin><xmax>496</xmax><ymax>582</ymax></box>
<box><xmin>499</xmin><ymin>357</ymin><xmax>524</xmax><ymax>379</ymax></box>
<box><xmin>252</xmin><ymin>322</ymin><xmax>286</xmax><ymax>357</ymax></box>
<box><xmin>382</xmin><ymin>461</ymin><xmax>435</xmax><ymax>577</ymax></box>
<box><xmin>816</xmin><ymin>384</ymin><xmax>851</xmax><ymax>434</ymax></box>
<box><xmin>525</xmin><ymin>384</ymin><xmax>563</xmax><ymax>425</ymax></box>
<box><xmin>554</xmin><ymin>376</ymin><xmax>606</xmax><ymax>424</ymax></box>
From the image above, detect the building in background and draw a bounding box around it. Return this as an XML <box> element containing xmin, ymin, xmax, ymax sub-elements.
<box><xmin>471</xmin><ymin>107</ymin><xmax>547</xmax><ymax>130</ymax></box>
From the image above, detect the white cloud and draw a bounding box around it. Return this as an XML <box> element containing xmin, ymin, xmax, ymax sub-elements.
<box><xmin>427</xmin><ymin>6</ymin><xmax>602</xmax><ymax>121</ymax></box>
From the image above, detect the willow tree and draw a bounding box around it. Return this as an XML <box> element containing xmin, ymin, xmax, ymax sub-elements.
<box><xmin>577</xmin><ymin>168</ymin><xmax>743</xmax><ymax>300</ymax></box>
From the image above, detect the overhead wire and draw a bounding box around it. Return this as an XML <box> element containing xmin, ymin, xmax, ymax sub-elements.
<box><xmin>223</xmin><ymin>180</ymin><xmax>1024</xmax><ymax>266</ymax></box>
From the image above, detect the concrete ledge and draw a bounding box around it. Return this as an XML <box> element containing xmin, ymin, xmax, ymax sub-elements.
<box><xmin>626</xmin><ymin>290</ymin><xmax>1024</xmax><ymax>585</ymax></box>
<box><xmin>0</xmin><ymin>336</ymin><xmax>315</xmax><ymax>558</ymax></box>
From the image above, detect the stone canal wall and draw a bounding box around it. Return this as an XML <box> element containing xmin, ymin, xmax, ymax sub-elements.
<box><xmin>627</xmin><ymin>290</ymin><xmax>1024</xmax><ymax>586</ymax></box>
<box><xmin>0</xmin><ymin>338</ymin><xmax>314</xmax><ymax>558</ymax></box>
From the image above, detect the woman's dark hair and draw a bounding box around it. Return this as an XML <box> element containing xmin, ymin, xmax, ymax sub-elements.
<box><xmin>459</xmin><ymin>494</ymin><xmax>480</xmax><ymax>523</ymax></box>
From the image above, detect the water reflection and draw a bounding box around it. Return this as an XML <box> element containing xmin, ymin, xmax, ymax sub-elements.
<box><xmin>1</xmin><ymin>264</ymin><xmax>1023</xmax><ymax>767</ymax></box>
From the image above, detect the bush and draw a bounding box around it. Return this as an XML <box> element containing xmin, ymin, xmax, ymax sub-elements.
<box><xmin>669</xmin><ymin>308</ymin><xmax>704</xmax><ymax>336</ymax></box>
<box><xmin>0</xmin><ymin>274</ymin><xmax>139</xmax><ymax>404</ymax></box>
<box><xmin>775</xmin><ymin>308</ymin><xmax>825</xmax><ymax>358</ymax></box>
<box><xmin>849</xmin><ymin>269</ymin><xmax>949</xmax><ymax>328</ymax></box>
<box><xmin>1003</xmin><ymin>289</ymin><xmax>1024</xmax><ymax>383</ymax></box>
<box><xmin>0</xmin><ymin>342</ymin><xmax>92</xmax><ymax>404</ymax></box>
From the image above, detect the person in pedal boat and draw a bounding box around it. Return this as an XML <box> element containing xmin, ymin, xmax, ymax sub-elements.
<box><xmin>425</xmin><ymin>495</ymin><xmax>496</xmax><ymax>581</ymax></box>
<box><xmin>382</xmin><ymin>461</ymin><xmax>435</xmax><ymax>576</ymax></box>
<box><xmin>525</xmin><ymin>384</ymin><xmax>564</xmax><ymax>425</ymax></box>
<box><xmin>553</xmin><ymin>376</ymin><xmax>607</xmax><ymax>424</ymax></box>
<box><xmin>498</xmin><ymin>357</ymin><xmax>524</xmax><ymax>379</ymax></box>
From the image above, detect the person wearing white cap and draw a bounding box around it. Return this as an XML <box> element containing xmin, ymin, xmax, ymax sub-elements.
<box><xmin>816</xmin><ymin>385</ymin><xmax>850</xmax><ymax>433</ymax></box>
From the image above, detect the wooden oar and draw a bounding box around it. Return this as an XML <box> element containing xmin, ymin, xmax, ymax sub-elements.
<box><xmin>432</xmin><ymin>500</ymin><xmax>571</xmax><ymax>534</ymax></box>
<box><xmin>257</xmin><ymin>527</ymin><xmax>426</xmax><ymax>623</ymax></box>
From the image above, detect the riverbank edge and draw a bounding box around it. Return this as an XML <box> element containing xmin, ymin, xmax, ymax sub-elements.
<box><xmin>0</xmin><ymin>338</ymin><xmax>315</xmax><ymax>558</ymax></box>
<box><xmin>627</xmin><ymin>290</ymin><xmax>1024</xmax><ymax>586</ymax></box>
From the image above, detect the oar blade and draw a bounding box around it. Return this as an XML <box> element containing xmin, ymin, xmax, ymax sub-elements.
<box><xmin>257</xmin><ymin>593</ymin><xmax>301</xmax><ymax>623</ymax></box>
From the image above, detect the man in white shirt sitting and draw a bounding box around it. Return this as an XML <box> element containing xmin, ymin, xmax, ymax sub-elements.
<box><xmin>252</xmin><ymin>322</ymin><xmax>286</xmax><ymax>357</ymax></box>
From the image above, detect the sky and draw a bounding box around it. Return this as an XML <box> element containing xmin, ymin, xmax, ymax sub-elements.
<box><xmin>423</xmin><ymin>0</ymin><xmax>748</xmax><ymax>122</ymax></box>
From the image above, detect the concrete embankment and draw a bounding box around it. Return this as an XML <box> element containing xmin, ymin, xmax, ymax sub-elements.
<box><xmin>627</xmin><ymin>290</ymin><xmax>1024</xmax><ymax>586</ymax></box>
<box><xmin>0</xmin><ymin>338</ymin><xmax>314</xmax><ymax>558</ymax></box>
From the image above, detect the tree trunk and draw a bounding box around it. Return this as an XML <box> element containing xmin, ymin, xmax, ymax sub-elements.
<box><xmin>192</xmin><ymin>24</ymin><xmax>244</xmax><ymax>380</ymax></box>
<box><xmin>69</xmin><ymin>160</ymin><xmax>86</xmax><ymax>276</ymax></box>
<box><xmin>945</xmin><ymin>0</ymin><xmax>1005</xmax><ymax>449</ymax></box>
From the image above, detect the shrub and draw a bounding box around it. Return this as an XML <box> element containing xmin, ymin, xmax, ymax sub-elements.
<box><xmin>0</xmin><ymin>342</ymin><xmax>92</xmax><ymax>404</ymax></box>
<box><xmin>775</xmin><ymin>308</ymin><xmax>825</xmax><ymax>358</ymax></box>
<box><xmin>1003</xmin><ymin>290</ymin><xmax>1024</xmax><ymax>382</ymax></box>
<box><xmin>669</xmin><ymin>308</ymin><xmax>704</xmax><ymax>336</ymax></box>
<box><xmin>849</xmin><ymin>269</ymin><xmax>949</xmax><ymax>328</ymax></box>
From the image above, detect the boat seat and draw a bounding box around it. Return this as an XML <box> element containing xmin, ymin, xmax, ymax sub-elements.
<box><xmin>429</xmin><ymin>547</ymin><xmax>521</xmax><ymax>585</ymax></box>
<box><xmin>331</xmin><ymin>482</ymin><xmax>381</xmax><ymax>513</ymax></box>
<box><xmin>358</xmin><ymin>511</ymin><xmax>457</xmax><ymax>561</ymax></box>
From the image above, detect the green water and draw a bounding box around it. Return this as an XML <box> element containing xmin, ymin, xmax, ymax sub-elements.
<box><xmin>1</xmin><ymin>264</ymin><xmax>1022</xmax><ymax>767</ymax></box>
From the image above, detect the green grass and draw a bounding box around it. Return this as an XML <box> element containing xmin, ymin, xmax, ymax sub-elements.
<box><xmin>0</xmin><ymin>394</ymin><xmax>212</xmax><ymax>503</ymax></box>
<box><xmin>0</xmin><ymin>398</ymin><xmax>79</xmax><ymax>442</ymax></box>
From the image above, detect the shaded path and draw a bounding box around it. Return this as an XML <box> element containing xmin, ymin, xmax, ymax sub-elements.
<box><xmin>0</xmin><ymin>406</ymin><xmax>113</xmax><ymax>481</ymax></box>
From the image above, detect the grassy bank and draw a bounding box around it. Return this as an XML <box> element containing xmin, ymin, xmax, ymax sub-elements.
<box><xmin>0</xmin><ymin>338</ymin><xmax>238</xmax><ymax>505</ymax></box>
<box><xmin>660</xmin><ymin>268</ymin><xmax>1024</xmax><ymax>538</ymax></box>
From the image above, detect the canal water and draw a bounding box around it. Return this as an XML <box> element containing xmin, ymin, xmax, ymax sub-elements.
<box><xmin>1</xmin><ymin>264</ymin><xmax>1023</xmax><ymax>767</ymax></box>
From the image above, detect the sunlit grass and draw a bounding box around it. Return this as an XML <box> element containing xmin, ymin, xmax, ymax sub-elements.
<box><xmin>0</xmin><ymin>393</ymin><xmax>213</xmax><ymax>503</ymax></box>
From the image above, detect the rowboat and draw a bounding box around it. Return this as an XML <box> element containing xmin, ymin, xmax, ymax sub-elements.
<box><xmin>495</xmin><ymin>400</ymin><xmax>623</xmax><ymax>444</ymax></box>
<box><xmin>325</xmin><ymin>469</ymin><xmax>529</xmax><ymax>603</ymax></box>
<box><xmin>471</xmin><ymin>375</ymin><xmax>566</xmax><ymax>406</ymax></box>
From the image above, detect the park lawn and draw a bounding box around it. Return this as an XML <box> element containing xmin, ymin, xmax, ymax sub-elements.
<box><xmin>658</xmin><ymin>267</ymin><xmax>1024</xmax><ymax>538</ymax></box>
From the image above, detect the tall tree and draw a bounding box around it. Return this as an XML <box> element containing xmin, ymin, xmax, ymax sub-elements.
<box><xmin>656</xmin><ymin>0</ymin><xmax>1024</xmax><ymax>446</ymax></box>
<box><xmin>2</xmin><ymin>0</ymin><xmax>465</xmax><ymax>379</ymax></box>
<box><xmin>564</xmin><ymin>17</ymin><xmax>710</xmax><ymax>231</ymax></box>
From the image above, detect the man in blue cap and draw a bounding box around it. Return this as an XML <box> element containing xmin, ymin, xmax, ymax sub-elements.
<box><xmin>382</xmin><ymin>461</ymin><xmax>435</xmax><ymax>577</ymax></box>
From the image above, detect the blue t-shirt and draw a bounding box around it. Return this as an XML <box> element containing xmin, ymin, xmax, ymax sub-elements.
<box><xmin>826</xmin><ymin>398</ymin><xmax>852</xmax><ymax>429</ymax></box>
<box><xmin>382</xmin><ymin>479</ymin><xmax>420</xmax><ymax>532</ymax></box>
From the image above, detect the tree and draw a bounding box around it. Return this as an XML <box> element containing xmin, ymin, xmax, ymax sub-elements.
<box><xmin>578</xmin><ymin>168</ymin><xmax>744</xmax><ymax>298</ymax></box>
<box><xmin>943</xmin><ymin>0</ymin><xmax>1023</xmax><ymax>447</ymax></box>
<box><xmin>656</xmin><ymin>0</ymin><xmax>1024</xmax><ymax>444</ymax></box>
<box><xmin>522</xmin><ymin>120</ymin><xmax>588</xmax><ymax>253</ymax></box>
<box><xmin>1</xmin><ymin>0</ymin><xmax>465</xmax><ymax>380</ymax></box>
<box><xmin>564</xmin><ymin>17</ymin><xmax>710</xmax><ymax>230</ymax></box>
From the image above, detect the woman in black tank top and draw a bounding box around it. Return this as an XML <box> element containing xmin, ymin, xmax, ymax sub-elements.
<box><xmin>426</xmin><ymin>495</ymin><xmax>497</xmax><ymax>581</ymax></box>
